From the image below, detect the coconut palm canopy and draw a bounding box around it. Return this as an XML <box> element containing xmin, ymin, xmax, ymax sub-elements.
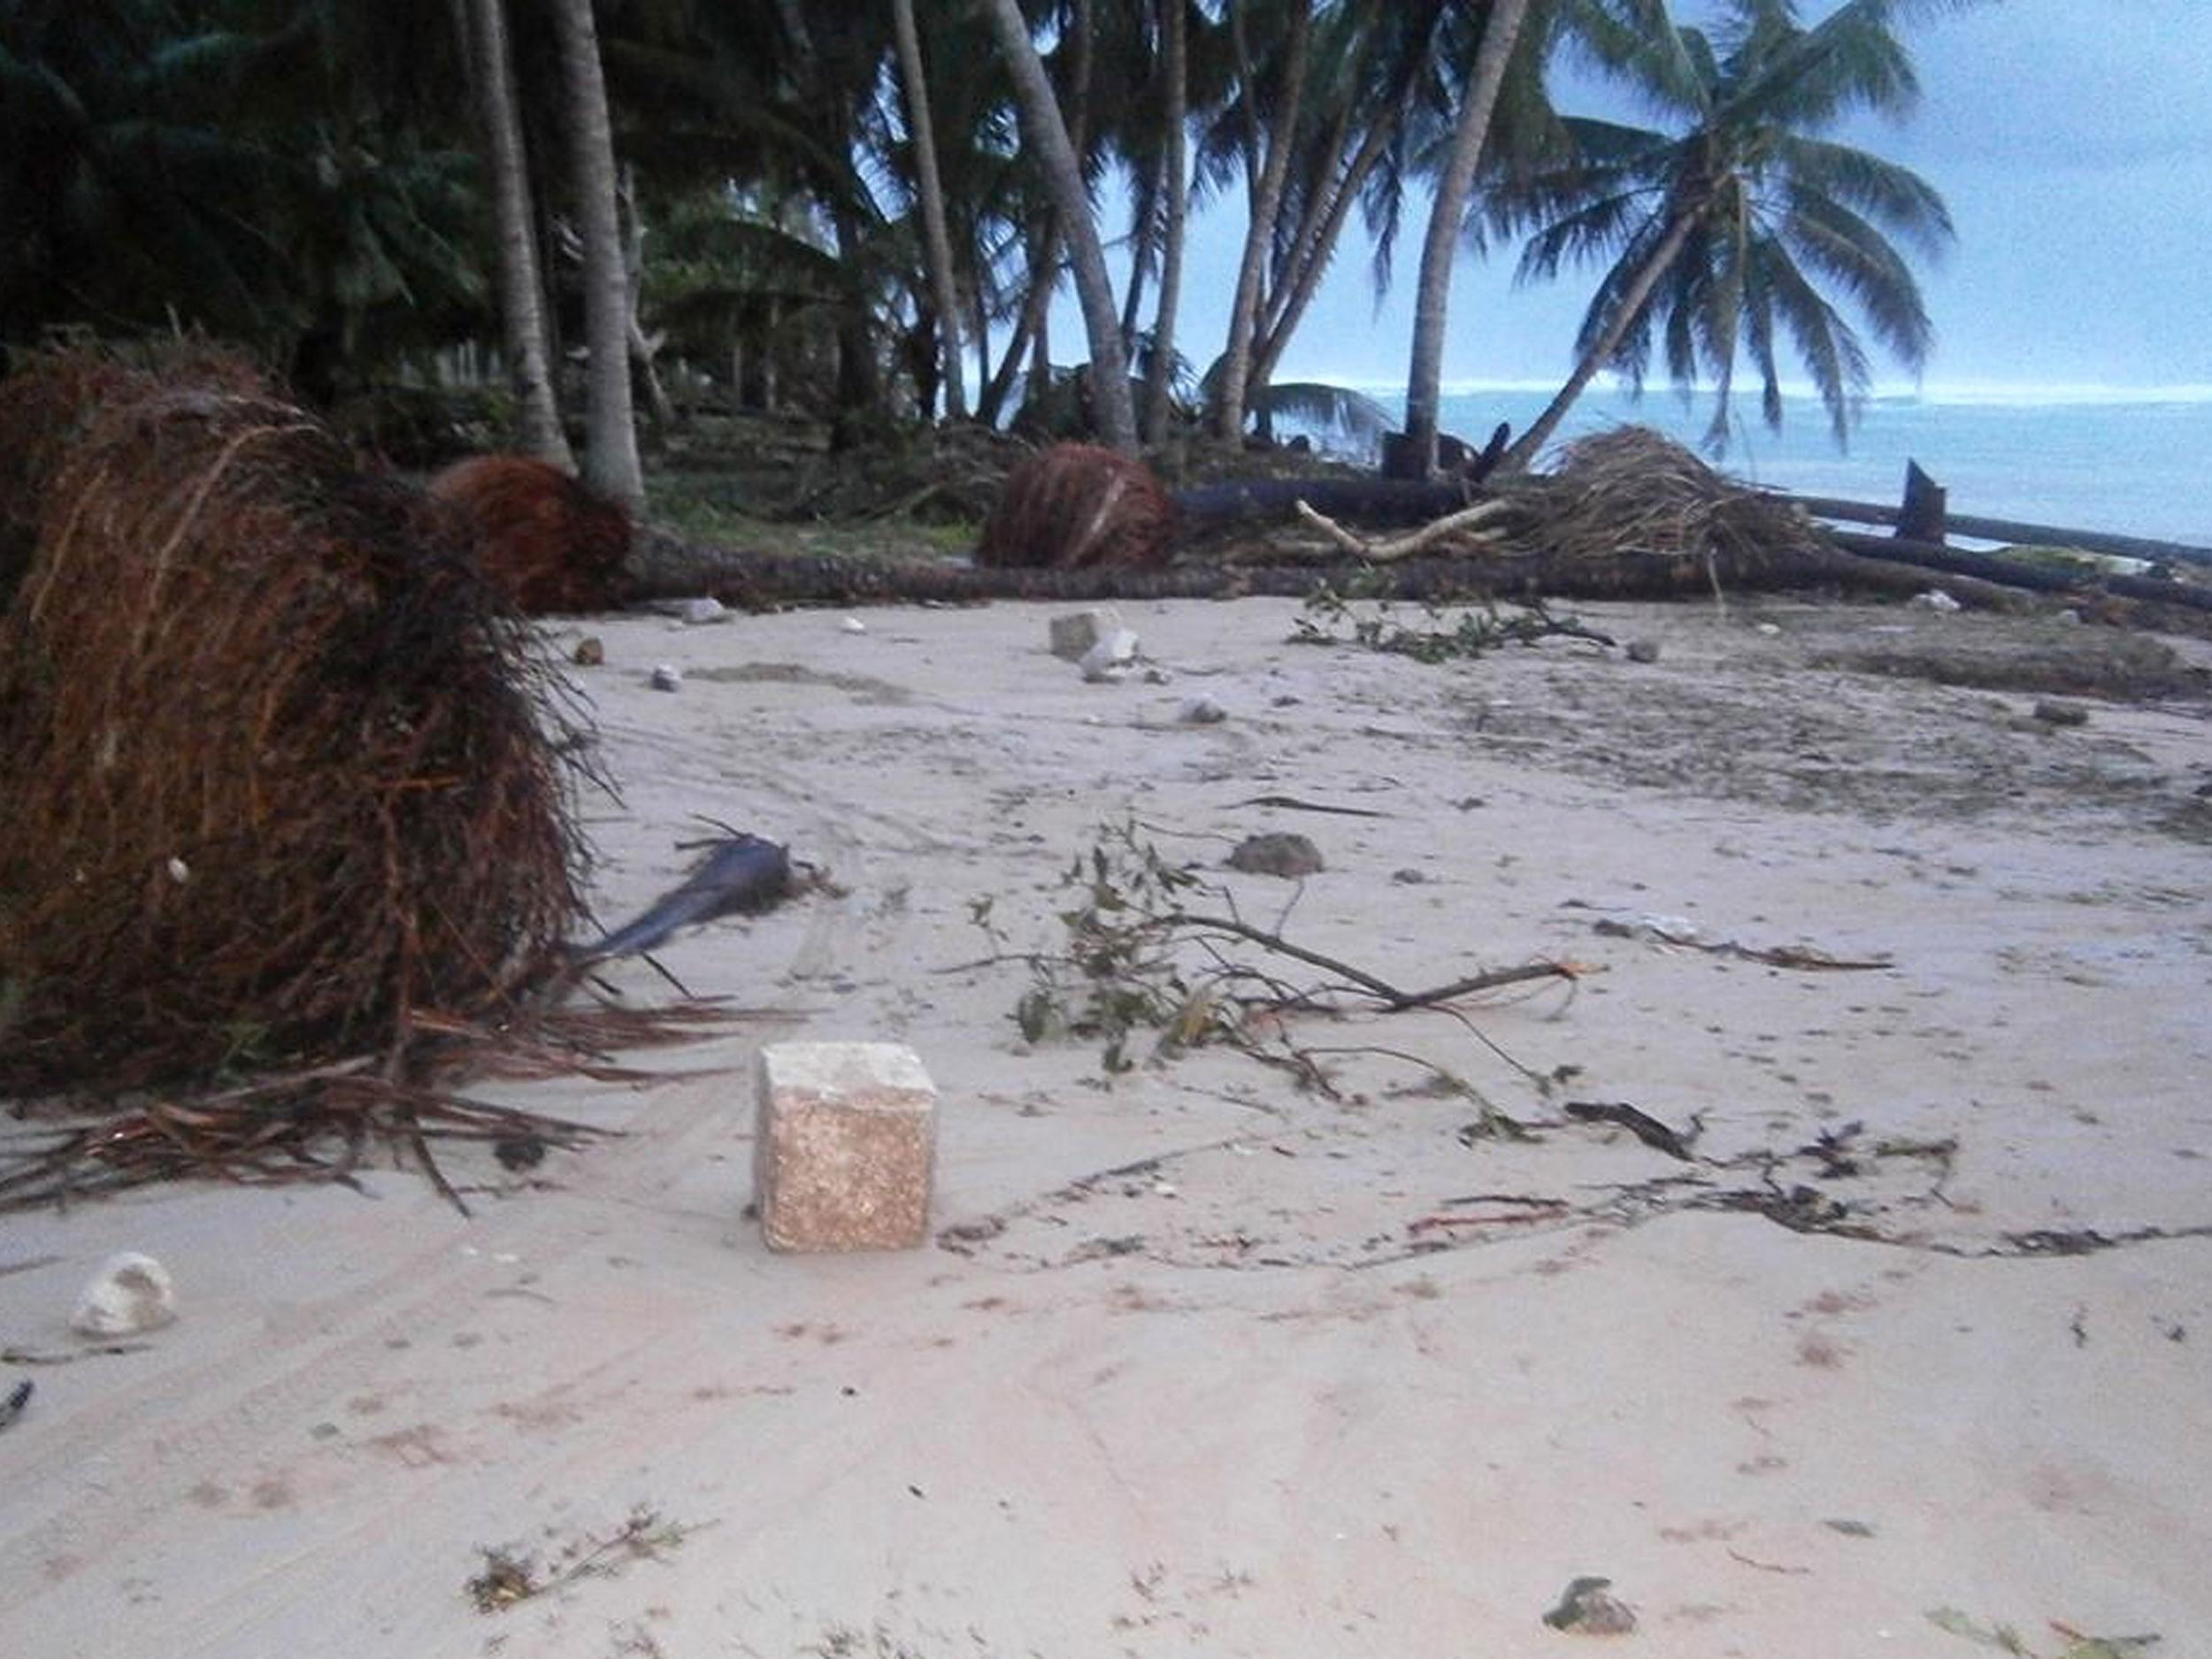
<box><xmin>3</xmin><ymin>1</ymin><xmax>1974</xmax><ymax>479</ymax></box>
<box><xmin>1498</xmin><ymin>0</ymin><xmax>1981</xmax><ymax>465</ymax></box>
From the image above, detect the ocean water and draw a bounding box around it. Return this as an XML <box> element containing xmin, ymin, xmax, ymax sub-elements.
<box><xmin>1395</xmin><ymin>385</ymin><xmax>2212</xmax><ymax>550</ymax></box>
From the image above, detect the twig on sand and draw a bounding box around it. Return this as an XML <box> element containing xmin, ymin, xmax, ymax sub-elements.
<box><xmin>467</xmin><ymin>1506</ymin><xmax>709</xmax><ymax>1614</ymax></box>
<box><xmin>1171</xmin><ymin>910</ymin><xmax>1579</xmax><ymax>1010</ymax></box>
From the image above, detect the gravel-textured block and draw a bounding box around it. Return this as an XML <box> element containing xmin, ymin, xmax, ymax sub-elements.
<box><xmin>755</xmin><ymin>1042</ymin><xmax>937</xmax><ymax>1252</ymax></box>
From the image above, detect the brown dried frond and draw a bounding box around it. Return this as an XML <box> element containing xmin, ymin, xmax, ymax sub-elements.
<box><xmin>1519</xmin><ymin>426</ymin><xmax>1829</xmax><ymax>569</ymax></box>
<box><xmin>977</xmin><ymin>442</ymin><xmax>1177</xmax><ymax>570</ymax></box>
<box><xmin>0</xmin><ymin>348</ymin><xmax>588</xmax><ymax>1102</ymax></box>
<box><xmin>430</xmin><ymin>455</ymin><xmax>633</xmax><ymax>614</ymax></box>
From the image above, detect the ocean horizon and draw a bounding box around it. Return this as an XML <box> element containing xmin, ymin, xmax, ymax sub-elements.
<box><xmin>1286</xmin><ymin>379</ymin><xmax>2212</xmax><ymax>550</ymax></box>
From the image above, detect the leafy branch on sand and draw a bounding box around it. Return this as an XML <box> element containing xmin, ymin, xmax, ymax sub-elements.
<box><xmin>1289</xmin><ymin>580</ymin><xmax>1615</xmax><ymax>663</ymax></box>
<box><xmin>969</xmin><ymin>820</ymin><xmax>1581</xmax><ymax>1130</ymax></box>
<box><xmin>466</xmin><ymin>1505</ymin><xmax>704</xmax><ymax>1614</ymax></box>
<box><xmin>1926</xmin><ymin>1606</ymin><xmax>2162</xmax><ymax>1659</ymax></box>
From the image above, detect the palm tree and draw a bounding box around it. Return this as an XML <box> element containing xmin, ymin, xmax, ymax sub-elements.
<box><xmin>1399</xmin><ymin>0</ymin><xmax>1535</xmax><ymax>478</ymax></box>
<box><xmin>889</xmin><ymin>0</ymin><xmax>966</xmax><ymax>418</ymax></box>
<box><xmin>979</xmin><ymin>0</ymin><xmax>1137</xmax><ymax>452</ymax></box>
<box><xmin>1210</xmin><ymin>0</ymin><xmax>1310</xmax><ymax>445</ymax></box>
<box><xmin>548</xmin><ymin>0</ymin><xmax>642</xmax><ymax>508</ymax></box>
<box><xmin>0</xmin><ymin>4</ymin><xmax>291</xmax><ymax>347</ymax></box>
<box><xmin>461</xmin><ymin>0</ymin><xmax>573</xmax><ymax>466</ymax></box>
<box><xmin>1243</xmin><ymin>0</ymin><xmax>1449</xmax><ymax>409</ymax></box>
<box><xmin>1498</xmin><ymin>0</ymin><xmax>1975</xmax><ymax>470</ymax></box>
<box><xmin>1141</xmin><ymin>0</ymin><xmax>1189</xmax><ymax>443</ymax></box>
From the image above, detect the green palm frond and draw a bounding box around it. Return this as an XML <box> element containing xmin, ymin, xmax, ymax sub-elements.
<box><xmin>1507</xmin><ymin>0</ymin><xmax>1959</xmax><ymax>460</ymax></box>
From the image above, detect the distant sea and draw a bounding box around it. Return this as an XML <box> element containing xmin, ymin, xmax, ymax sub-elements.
<box><xmin>1370</xmin><ymin>384</ymin><xmax>2212</xmax><ymax>550</ymax></box>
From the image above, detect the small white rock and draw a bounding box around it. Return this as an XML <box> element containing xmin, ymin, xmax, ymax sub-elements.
<box><xmin>841</xmin><ymin>616</ymin><xmax>869</xmax><ymax>634</ymax></box>
<box><xmin>165</xmin><ymin>856</ymin><xmax>190</xmax><ymax>885</ymax></box>
<box><xmin>2055</xmin><ymin>608</ymin><xmax>2082</xmax><ymax>626</ymax></box>
<box><xmin>1079</xmin><ymin>628</ymin><xmax>1141</xmax><ymax>683</ymax></box>
<box><xmin>1048</xmin><ymin>607</ymin><xmax>1122</xmax><ymax>661</ymax></box>
<box><xmin>1909</xmin><ymin>588</ymin><xmax>1962</xmax><ymax>613</ymax></box>
<box><xmin>72</xmin><ymin>1252</ymin><xmax>177</xmax><ymax>1337</ymax></box>
<box><xmin>1754</xmin><ymin>622</ymin><xmax>1782</xmax><ymax>637</ymax></box>
<box><xmin>649</xmin><ymin>664</ymin><xmax>683</xmax><ymax>691</ymax></box>
<box><xmin>678</xmin><ymin>596</ymin><xmax>726</xmax><ymax>625</ymax></box>
<box><xmin>1177</xmin><ymin>695</ymin><xmax>1227</xmax><ymax>725</ymax></box>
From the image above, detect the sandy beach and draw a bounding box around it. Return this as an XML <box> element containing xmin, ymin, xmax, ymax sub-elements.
<box><xmin>4</xmin><ymin>590</ymin><xmax>2208</xmax><ymax>1658</ymax></box>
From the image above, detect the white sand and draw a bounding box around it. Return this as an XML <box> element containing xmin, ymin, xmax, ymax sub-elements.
<box><xmin>4</xmin><ymin>594</ymin><xmax>2208</xmax><ymax>1657</ymax></box>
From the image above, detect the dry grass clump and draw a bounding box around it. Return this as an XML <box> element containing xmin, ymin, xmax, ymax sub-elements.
<box><xmin>977</xmin><ymin>442</ymin><xmax>1177</xmax><ymax>570</ymax></box>
<box><xmin>0</xmin><ymin>347</ymin><xmax>594</xmax><ymax>1191</ymax></box>
<box><xmin>1521</xmin><ymin>426</ymin><xmax>1830</xmax><ymax>569</ymax></box>
<box><xmin>431</xmin><ymin>454</ymin><xmax>633</xmax><ymax>614</ymax></box>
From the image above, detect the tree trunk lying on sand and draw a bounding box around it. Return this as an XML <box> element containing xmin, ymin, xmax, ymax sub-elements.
<box><xmin>1827</xmin><ymin>528</ymin><xmax>2212</xmax><ymax>617</ymax></box>
<box><xmin>629</xmin><ymin>490</ymin><xmax>2211</xmax><ymax>637</ymax></box>
<box><xmin>630</xmin><ymin>529</ymin><xmax>2032</xmax><ymax>613</ymax></box>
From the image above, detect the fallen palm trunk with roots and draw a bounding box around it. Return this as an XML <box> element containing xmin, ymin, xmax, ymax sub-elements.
<box><xmin>632</xmin><ymin>427</ymin><xmax>2205</xmax><ymax>634</ymax></box>
<box><xmin>0</xmin><ymin>347</ymin><xmax>695</xmax><ymax>1212</ymax></box>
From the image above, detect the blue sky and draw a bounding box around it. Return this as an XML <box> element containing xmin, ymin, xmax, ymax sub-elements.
<box><xmin>1081</xmin><ymin>0</ymin><xmax>2212</xmax><ymax>400</ymax></box>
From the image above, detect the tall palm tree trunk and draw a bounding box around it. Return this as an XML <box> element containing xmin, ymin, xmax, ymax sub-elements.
<box><xmin>892</xmin><ymin>0</ymin><xmax>967</xmax><ymax>419</ymax></box>
<box><xmin>1141</xmin><ymin>0</ymin><xmax>1189</xmax><ymax>445</ymax></box>
<box><xmin>462</xmin><ymin>0</ymin><xmax>572</xmax><ymax>468</ymax></box>
<box><xmin>979</xmin><ymin>0</ymin><xmax>1136</xmax><ymax>453</ymax></box>
<box><xmin>1501</xmin><ymin>210</ymin><xmax>1700</xmax><ymax>472</ymax></box>
<box><xmin>979</xmin><ymin>231</ymin><xmax>1055</xmax><ymax>425</ymax></box>
<box><xmin>1212</xmin><ymin>0</ymin><xmax>1309</xmax><ymax>445</ymax></box>
<box><xmin>1248</xmin><ymin>106</ymin><xmax>1403</xmax><ymax>398</ymax></box>
<box><xmin>548</xmin><ymin>0</ymin><xmax>642</xmax><ymax>510</ymax></box>
<box><xmin>1401</xmin><ymin>0</ymin><xmax>1532</xmax><ymax>480</ymax></box>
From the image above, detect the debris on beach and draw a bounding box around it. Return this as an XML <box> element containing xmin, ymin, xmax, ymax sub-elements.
<box><xmin>0</xmin><ymin>347</ymin><xmax>584</xmax><ymax>1098</ymax></box>
<box><xmin>1541</xmin><ymin>1575</ymin><xmax>1638</xmax><ymax>1635</ymax></box>
<box><xmin>978</xmin><ymin>442</ymin><xmax>1176</xmax><ymax>571</ymax></box>
<box><xmin>429</xmin><ymin>453</ymin><xmax>632</xmax><ymax>615</ymax></box>
<box><xmin>466</xmin><ymin>1505</ymin><xmax>703</xmax><ymax>1614</ymax></box>
<box><xmin>70</xmin><ymin>1252</ymin><xmax>177</xmax><ymax>1337</ymax></box>
<box><xmin>1226</xmin><ymin>832</ymin><xmax>1325</xmax><ymax>879</ymax></box>
<box><xmin>0</xmin><ymin>345</ymin><xmax>707</xmax><ymax>1214</ymax></box>
<box><xmin>996</xmin><ymin>819</ymin><xmax>1576</xmax><ymax>1076</ymax></box>
<box><xmin>1049</xmin><ymin>605</ymin><xmax>1124</xmax><ymax>660</ymax></box>
<box><xmin>576</xmin><ymin>833</ymin><xmax>798</xmax><ymax>964</ymax></box>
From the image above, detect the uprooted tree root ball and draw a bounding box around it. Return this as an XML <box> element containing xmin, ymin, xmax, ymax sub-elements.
<box><xmin>976</xmin><ymin>442</ymin><xmax>1177</xmax><ymax>571</ymax></box>
<box><xmin>0</xmin><ymin>346</ymin><xmax>655</xmax><ymax>1206</ymax></box>
<box><xmin>430</xmin><ymin>453</ymin><xmax>634</xmax><ymax>614</ymax></box>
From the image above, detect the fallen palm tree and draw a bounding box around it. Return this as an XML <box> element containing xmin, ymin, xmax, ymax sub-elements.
<box><xmin>430</xmin><ymin>454</ymin><xmax>634</xmax><ymax>614</ymax></box>
<box><xmin>976</xmin><ymin>442</ymin><xmax>1177</xmax><ymax>570</ymax></box>
<box><xmin>627</xmin><ymin>423</ymin><xmax>2207</xmax><ymax>638</ymax></box>
<box><xmin>0</xmin><ymin>347</ymin><xmax>687</xmax><ymax>1211</ymax></box>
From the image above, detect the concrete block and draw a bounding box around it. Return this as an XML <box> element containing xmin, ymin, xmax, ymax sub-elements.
<box><xmin>1048</xmin><ymin>606</ymin><xmax>1122</xmax><ymax>661</ymax></box>
<box><xmin>755</xmin><ymin>1042</ymin><xmax>936</xmax><ymax>1252</ymax></box>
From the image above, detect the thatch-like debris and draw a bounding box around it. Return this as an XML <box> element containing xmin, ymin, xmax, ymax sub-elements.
<box><xmin>430</xmin><ymin>454</ymin><xmax>633</xmax><ymax>614</ymax></box>
<box><xmin>977</xmin><ymin>442</ymin><xmax>1176</xmax><ymax>570</ymax></box>
<box><xmin>0</xmin><ymin>342</ymin><xmax>267</xmax><ymax>612</ymax></box>
<box><xmin>0</xmin><ymin>348</ymin><xmax>595</xmax><ymax>1180</ymax></box>
<box><xmin>1517</xmin><ymin>426</ymin><xmax>1832</xmax><ymax>572</ymax></box>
